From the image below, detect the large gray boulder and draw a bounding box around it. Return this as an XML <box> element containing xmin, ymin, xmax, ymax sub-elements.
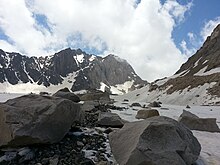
<box><xmin>0</xmin><ymin>94</ymin><xmax>82</xmax><ymax>147</ymax></box>
<box><xmin>97</xmin><ymin>112</ymin><xmax>124</xmax><ymax>128</ymax></box>
<box><xmin>135</xmin><ymin>109</ymin><xmax>159</xmax><ymax>119</ymax></box>
<box><xmin>178</xmin><ymin>110</ymin><xmax>220</xmax><ymax>132</ymax></box>
<box><xmin>53</xmin><ymin>88</ymin><xmax>80</xmax><ymax>103</ymax></box>
<box><xmin>109</xmin><ymin>116</ymin><xmax>201</xmax><ymax>165</ymax></box>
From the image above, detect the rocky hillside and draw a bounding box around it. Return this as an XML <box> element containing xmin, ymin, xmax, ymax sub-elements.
<box><xmin>118</xmin><ymin>24</ymin><xmax>220</xmax><ymax>105</ymax></box>
<box><xmin>0</xmin><ymin>48</ymin><xmax>147</xmax><ymax>94</ymax></box>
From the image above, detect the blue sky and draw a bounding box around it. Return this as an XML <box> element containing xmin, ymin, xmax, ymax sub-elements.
<box><xmin>0</xmin><ymin>0</ymin><xmax>219</xmax><ymax>81</ymax></box>
<box><xmin>171</xmin><ymin>0</ymin><xmax>220</xmax><ymax>52</ymax></box>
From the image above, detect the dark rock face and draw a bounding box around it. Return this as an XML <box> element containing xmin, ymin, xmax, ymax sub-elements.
<box><xmin>0</xmin><ymin>48</ymin><xmax>147</xmax><ymax>93</ymax></box>
<box><xmin>178</xmin><ymin>110</ymin><xmax>220</xmax><ymax>132</ymax></box>
<box><xmin>0</xmin><ymin>94</ymin><xmax>82</xmax><ymax>147</ymax></box>
<box><xmin>109</xmin><ymin>116</ymin><xmax>201</xmax><ymax>165</ymax></box>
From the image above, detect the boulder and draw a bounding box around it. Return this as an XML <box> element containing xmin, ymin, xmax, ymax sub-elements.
<box><xmin>131</xmin><ymin>102</ymin><xmax>141</xmax><ymax>107</ymax></box>
<box><xmin>79</xmin><ymin>90</ymin><xmax>110</xmax><ymax>101</ymax></box>
<box><xmin>0</xmin><ymin>94</ymin><xmax>82</xmax><ymax>147</ymax></box>
<box><xmin>97</xmin><ymin>112</ymin><xmax>124</xmax><ymax>128</ymax></box>
<box><xmin>135</xmin><ymin>109</ymin><xmax>159</xmax><ymax>119</ymax></box>
<box><xmin>53</xmin><ymin>88</ymin><xmax>80</xmax><ymax>103</ymax></box>
<box><xmin>81</xmin><ymin>101</ymin><xmax>99</xmax><ymax>112</ymax></box>
<box><xmin>109</xmin><ymin>116</ymin><xmax>201</xmax><ymax>165</ymax></box>
<box><xmin>148</xmin><ymin>101</ymin><xmax>161</xmax><ymax>107</ymax></box>
<box><xmin>178</xmin><ymin>110</ymin><xmax>220</xmax><ymax>132</ymax></box>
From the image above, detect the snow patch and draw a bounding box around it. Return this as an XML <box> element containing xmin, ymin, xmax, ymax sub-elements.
<box><xmin>99</xmin><ymin>82</ymin><xmax>108</xmax><ymax>92</ymax></box>
<box><xmin>195</xmin><ymin>67</ymin><xmax>220</xmax><ymax>76</ymax></box>
<box><xmin>194</xmin><ymin>57</ymin><xmax>202</xmax><ymax>68</ymax></box>
<box><xmin>110</xmin><ymin>80</ymin><xmax>134</xmax><ymax>95</ymax></box>
<box><xmin>89</xmin><ymin>55</ymin><xmax>96</xmax><ymax>62</ymax></box>
<box><xmin>194</xmin><ymin>66</ymin><xmax>208</xmax><ymax>76</ymax></box>
<box><xmin>0</xmin><ymin>72</ymin><xmax>77</xmax><ymax>94</ymax></box>
<box><xmin>76</xmin><ymin>54</ymin><xmax>84</xmax><ymax>63</ymax></box>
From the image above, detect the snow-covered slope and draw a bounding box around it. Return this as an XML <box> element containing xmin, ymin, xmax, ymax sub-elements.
<box><xmin>115</xmin><ymin>24</ymin><xmax>220</xmax><ymax>105</ymax></box>
<box><xmin>111</xmin><ymin>97</ymin><xmax>220</xmax><ymax>165</ymax></box>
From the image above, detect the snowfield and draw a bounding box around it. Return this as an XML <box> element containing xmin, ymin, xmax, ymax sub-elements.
<box><xmin>112</xmin><ymin>95</ymin><xmax>220</xmax><ymax>165</ymax></box>
<box><xmin>1</xmin><ymin>93</ymin><xmax>220</xmax><ymax>165</ymax></box>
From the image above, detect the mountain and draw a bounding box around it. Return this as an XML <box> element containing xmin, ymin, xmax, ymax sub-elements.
<box><xmin>117</xmin><ymin>24</ymin><xmax>220</xmax><ymax>105</ymax></box>
<box><xmin>0</xmin><ymin>48</ymin><xmax>147</xmax><ymax>94</ymax></box>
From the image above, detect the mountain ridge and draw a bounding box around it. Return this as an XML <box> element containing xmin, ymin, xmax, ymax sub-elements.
<box><xmin>118</xmin><ymin>24</ymin><xmax>220</xmax><ymax>105</ymax></box>
<box><xmin>0</xmin><ymin>48</ymin><xmax>147</xmax><ymax>94</ymax></box>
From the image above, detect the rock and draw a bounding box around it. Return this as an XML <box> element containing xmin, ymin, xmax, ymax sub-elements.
<box><xmin>135</xmin><ymin>109</ymin><xmax>159</xmax><ymax>119</ymax></box>
<box><xmin>0</xmin><ymin>94</ymin><xmax>82</xmax><ymax>147</ymax></box>
<box><xmin>49</xmin><ymin>155</ymin><xmax>59</xmax><ymax>165</ymax></box>
<box><xmin>148</xmin><ymin>101</ymin><xmax>161</xmax><ymax>107</ymax></box>
<box><xmin>53</xmin><ymin>88</ymin><xmax>80</xmax><ymax>103</ymax></box>
<box><xmin>179</xmin><ymin>110</ymin><xmax>199</xmax><ymax>119</ymax></box>
<box><xmin>81</xmin><ymin>101</ymin><xmax>99</xmax><ymax>112</ymax></box>
<box><xmin>123</xmin><ymin>99</ymin><xmax>129</xmax><ymax>102</ymax></box>
<box><xmin>79</xmin><ymin>90</ymin><xmax>110</xmax><ymax>102</ymax></box>
<box><xmin>178</xmin><ymin>110</ymin><xmax>220</xmax><ymax>132</ymax></box>
<box><xmin>39</xmin><ymin>92</ymin><xmax>49</xmax><ymax>96</ymax></box>
<box><xmin>131</xmin><ymin>102</ymin><xmax>141</xmax><ymax>107</ymax></box>
<box><xmin>186</xmin><ymin>105</ymin><xmax>191</xmax><ymax>108</ymax></box>
<box><xmin>58</xmin><ymin>87</ymin><xmax>71</xmax><ymax>92</ymax></box>
<box><xmin>109</xmin><ymin>116</ymin><xmax>201</xmax><ymax>165</ymax></box>
<box><xmin>97</xmin><ymin>112</ymin><xmax>124</xmax><ymax>128</ymax></box>
<box><xmin>77</xmin><ymin>141</ymin><xmax>84</xmax><ymax>147</ymax></box>
<box><xmin>160</xmin><ymin>107</ymin><xmax>169</xmax><ymax>110</ymax></box>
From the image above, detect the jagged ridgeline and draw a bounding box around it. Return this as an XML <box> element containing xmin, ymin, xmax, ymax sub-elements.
<box><xmin>0</xmin><ymin>48</ymin><xmax>147</xmax><ymax>94</ymax></box>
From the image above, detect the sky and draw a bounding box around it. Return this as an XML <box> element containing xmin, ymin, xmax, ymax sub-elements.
<box><xmin>0</xmin><ymin>0</ymin><xmax>220</xmax><ymax>82</ymax></box>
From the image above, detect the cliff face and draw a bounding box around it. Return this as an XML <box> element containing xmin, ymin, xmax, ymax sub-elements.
<box><xmin>0</xmin><ymin>48</ymin><xmax>147</xmax><ymax>94</ymax></box>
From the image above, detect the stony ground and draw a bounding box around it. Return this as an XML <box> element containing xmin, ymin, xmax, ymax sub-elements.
<box><xmin>0</xmin><ymin>104</ymin><xmax>120</xmax><ymax>165</ymax></box>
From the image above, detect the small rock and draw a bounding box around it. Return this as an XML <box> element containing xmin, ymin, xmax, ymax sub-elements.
<box><xmin>77</xmin><ymin>141</ymin><xmax>84</xmax><ymax>147</ymax></box>
<box><xmin>131</xmin><ymin>102</ymin><xmax>141</xmax><ymax>107</ymax></box>
<box><xmin>186</xmin><ymin>105</ymin><xmax>191</xmax><ymax>108</ymax></box>
<box><xmin>49</xmin><ymin>155</ymin><xmax>59</xmax><ymax>165</ymax></box>
<box><xmin>148</xmin><ymin>101</ymin><xmax>161</xmax><ymax>107</ymax></box>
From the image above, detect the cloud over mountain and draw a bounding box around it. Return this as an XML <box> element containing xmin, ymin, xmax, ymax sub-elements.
<box><xmin>0</xmin><ymin>0</ymin><xmax>218</xmax><ymax>81</ymax></box>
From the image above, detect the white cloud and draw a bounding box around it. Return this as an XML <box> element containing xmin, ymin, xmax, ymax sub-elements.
<box><xmin>201</xmin><ymin>17</ymin><xmax>220</xmax><ymax>41</ymax></box>
<box><xmin>180</xmin><ymin>17</ymin><xmax>220</xmax><ymax>58</ymax></box>
<box><xmin>0</xmin><ymin>0</ymin><xmax>193</xmax><ymax>81</ymax></box>
<box><xmin>180</xmin><ymin>40</ymin><xmax>196</xmax><ymax>57</ymax></box>
<box><xmin>162</xmin><ymin>0</ymin><xmax>193</xmax><ymax>23</ymax></box>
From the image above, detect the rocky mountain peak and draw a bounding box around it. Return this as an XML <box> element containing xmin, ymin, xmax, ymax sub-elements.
<box><xmin>0</xmin><ymin>48</ymin><xmax>147</xmax><ymax>94</ymax></box>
